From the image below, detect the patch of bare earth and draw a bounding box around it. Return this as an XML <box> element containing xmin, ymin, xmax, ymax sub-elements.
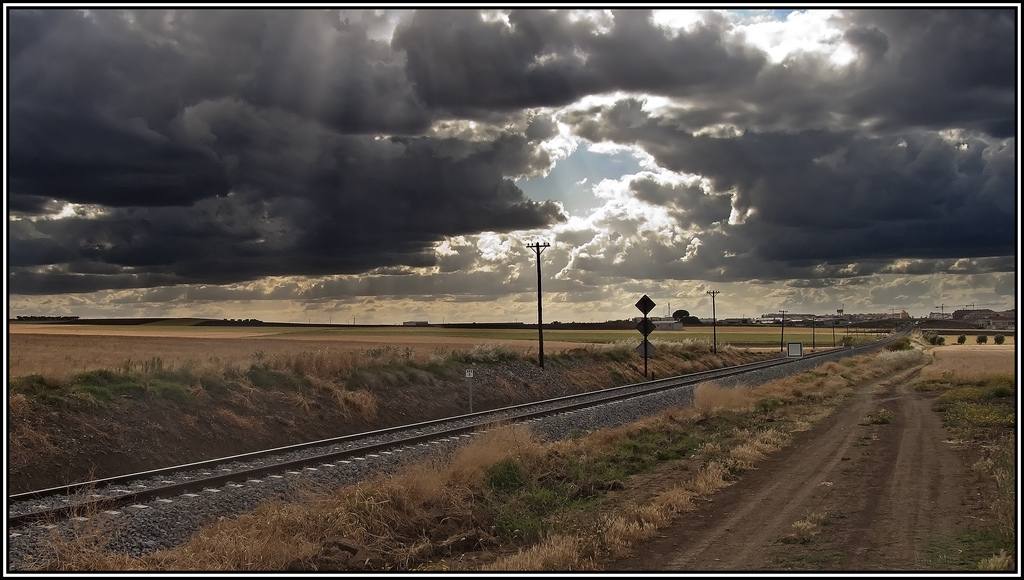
<box><xmin>612</xmin><ymin>360</ymin><xmax>994</xmax><ymax>571</ymax></box>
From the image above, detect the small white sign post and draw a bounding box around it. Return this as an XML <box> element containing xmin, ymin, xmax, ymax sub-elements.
<box><xmin>787</xmin><ymin>342</ymin><xmax>804</xmax><ymax>358</ymax></box>
<box><xmin>465</xmin><ymin>368</ymin><xmax>475</xmax><ymax>413</ymax></box>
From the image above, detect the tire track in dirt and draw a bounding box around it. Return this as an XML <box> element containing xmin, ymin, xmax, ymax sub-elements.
<box><xmin>611</xmin><ymin>364</ymin><xmax>979</xmax><ymax>571</ymax></box>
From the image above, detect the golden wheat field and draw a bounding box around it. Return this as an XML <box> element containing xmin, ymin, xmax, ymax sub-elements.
<box><xmin>6</xmin><ymin>322</ymin><xmax>846</xmax><ymax>378</ymax></box>
<box><xmin>6</xmin><ymin>327</ymin><xmax>585</xmax><ymax>378</ymax></box>
<box><xmin>923</xmin><ymin>344</ymin><xmax>1016</xmax><ymax>380</ymax></box>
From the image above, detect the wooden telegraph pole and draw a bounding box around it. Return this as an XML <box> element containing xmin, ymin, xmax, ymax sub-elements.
<box><xmin>779</xmin><ymin>310</ymin><xmax>788</xmax><ymax>352</ymax></box>
<box><xmin>527</xmin><ymin>242</ymin><xmax>550</xmax><ymax>368</ymax></box>
<box><xmin>706</xmin><ymin>290</ymin><xmax>720</xmax><ymax>354</ymax></box>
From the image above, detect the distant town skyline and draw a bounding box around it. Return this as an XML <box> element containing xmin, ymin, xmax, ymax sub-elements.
<box><xmin>8</xmin><ymin>8</ymin><xmax>1017</xmax><ymax>324</ymax></box>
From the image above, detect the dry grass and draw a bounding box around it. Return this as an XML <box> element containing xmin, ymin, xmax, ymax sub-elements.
<box><xmin>29</xmin><ymin>349</ymin><xmax>923</xmax><ymax>572</ymax></box>
<box><xmin>727</xmin><ymin>428</ymin><xmax>789</xmax><ymax>469</ymax></box>
<box><xmin>693</xmin><ymin>383</ymin><xmax>754</xmax><ymax>415</ymax></box>
<box><xmin>976</xmin><ymin>550</ymin><xmax>1013</xmax><ymax>571</ymax></box>
<box><xmin>859</xmin><ymin>408</ymin><xmax>895</xmax><ymax>425</ymax></box>
<box><xmin>689</xmin><ymin>461</ymin><xmax>730</xmax><ymax>496</ymax></box>
<box><xmin>35</xmin><ymin>424</ymin><xmax>542</xmax><ymax>572</ymax></box>
<box><xmin>921</xmin><ymin>346</ymin><xmax>1015</xmax><ymax>382</ymax></box>
<box><xmin>482</xmin><ymin>535</ymin><xmax>592</xmax><ymax>571</ymax></box>
<box><xmin>7</xmin><ymin>329</ymin><xmax>580</xmax><ymax>379</ymax></box>
<box><xmin>783</xmin><ymin>511</ymin><xmax>830</xmax><ymax>544</ymax></box>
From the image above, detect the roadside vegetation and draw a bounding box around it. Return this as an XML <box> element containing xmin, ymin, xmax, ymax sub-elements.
<box><xmin>913</xmin><ymin>368</ymin><xmax>1016</xmax><ymax>570</ymax></box>
<box><xmin>8</xmin><ymin>341</ymin><xmax>768</xmax><ymax>491</ymax></box>
<box><xmin>32</xmin><ymin>349</ymin><xmax>926</xmax><ymax>572</ymax></box>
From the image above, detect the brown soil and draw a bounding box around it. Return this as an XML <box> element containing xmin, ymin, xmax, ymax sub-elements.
<box><xmin>612</xmin><ymin>366</ymin><xmax>986</xmax><ymax>571</ymax></box>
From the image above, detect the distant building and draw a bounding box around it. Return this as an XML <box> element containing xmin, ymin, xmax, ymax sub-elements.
<box><xmin>633</xmin><ymin>316</ymin><xmax>684</xmax><ymax>329</ymax></box>
<box><xmin>651</xmin><ymin>317</ymin><xmax>683</xmax><ymax>330</ymax></box>
<box><xmin>402</xmin><ymin>321</ymin><xmax>429</xmax><ymax>326</ymax></box>
<box><xmin>928</xmin><ymin>312</ymin><xmax>952</xmax><ymax>320</ymax></box>
<box><xmin>952</xmin><ymin>309</ymin><xmax>996</xmax><ymax>321</ymax></box>
<box><xmin>947</xmin><ymin>309</ymin><xmax>1016</xmax><ymax>330</ymax></box>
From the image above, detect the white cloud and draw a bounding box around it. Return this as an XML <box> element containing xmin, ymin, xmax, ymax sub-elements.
<box><xmin>733</xmin><ymin>9</ymin><xmax>857</xmax><ymax>67</ymax></box>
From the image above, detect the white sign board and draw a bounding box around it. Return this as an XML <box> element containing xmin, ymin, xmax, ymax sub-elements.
<box><xmin>465</xmin><ymin>369</ymin><xmax>474</xmax><ymax>379</ymax></box>
<box><xmin>787</xmin><ymin>342</ymin><xmax>803</xmax><ymax>357</ymax></box>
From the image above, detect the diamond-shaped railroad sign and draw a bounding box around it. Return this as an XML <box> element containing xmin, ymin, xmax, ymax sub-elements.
<box><xmin>636</xmin><ymin>340</ymin><xmax>657</xmax><ymax>357</ymax></box>
<box><xmin>636</xmin><ymin>318</ymin><xmax>656</xmax><ymax>336</ymax></box>
<box><xmin>635</xmin><ymin>294</ymin><xmax>656</xmax><ymax>315</ymax></box>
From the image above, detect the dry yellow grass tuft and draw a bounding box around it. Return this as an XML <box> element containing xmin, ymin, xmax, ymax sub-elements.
<box><xmin>976</xmin><ymin>550</ymin><xmax>1013</xmax><ymax>571</ymax></box>
<box><xmin>689</xmin><ymin>461</ymin><xmax>730</xmax><ymax>495</ymax></box>
<box><xmin>728</xmin><ymin>428</ymin><xmax>789</xmax><ymax>469</ymax></box>
<box><xmin>483</xmin><ymin>535</ymin><xmax>592</xmax><ymax>571</ymax></box>
<box><xmin>693</xmin><ymin>383</ymin><xmax>753</xmax><ymax>415</ymax></box>
<box><xmin>784</xmin><ymin>511</ymin><xmax>830</xmax><ymax>544</ymax></box>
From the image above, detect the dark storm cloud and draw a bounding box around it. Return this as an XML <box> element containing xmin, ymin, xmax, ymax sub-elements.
<box><xmin>839</xmin><ymin>9</ymin><xmax>1016</xmax><ymax>137</ymax></box>
<box><xmin>569</xmin><ymin>99</ymin><xmax>1014</xmax><ymax>279</ymax></box>
<box><xmin>9</xmin><ymin>106</ymin><xmax>564</xmax><ymax>293</ymax></box>
<box><xmin>7</xmin><ymin>8</ymin><xmax>1017</xmax><ymax>297</ymax></box>
<box><xmin>393</xmin><ymin>9</ymin><xmax>1014</xmax><ymax>136</ymax></box>
<box><xmin>393</xmin><ymin>9</ymin><xmax>766</xmax><ymax>114</ymax></box>
<box><xmin>8</xmin><ymin>9</ymin><xmax>564</xmax><ymax>293</ymax></box>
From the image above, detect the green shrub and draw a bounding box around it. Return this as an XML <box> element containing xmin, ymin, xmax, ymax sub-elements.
<box><xmin>977</xmin><ymin>335</ymin><xmax>989</xmax><ymax>344</ymax></box>
<box><xmin>886</xmin><ymin>337</ymin><xmax>912</xmax><ymax>351</ymax></box>
<box><xmin>487</xmin><ymin>459</ymin><xmax>527</xmax><ymax>493</ymax></box>
<box><xmin>984</xmin><ymin>383</ymin><xmax>1013</xmax><ymax>399</ymax></box>
<box><xmin>957</xmin><ymin>335</ymin><xmax>967</xmax><ymax>344</ymax></box>
<box><xmin>993</xmin><ymin>334</ymin><xmax>1005</xmax><ymax>345</ymax></box>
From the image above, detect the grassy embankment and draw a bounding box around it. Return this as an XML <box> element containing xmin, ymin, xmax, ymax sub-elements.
<box><xmin>8</xmin><ymin>340</ymin><xmax>767</xmax><ymax>491</ymax></box>
<box><xmin>913</xmin><ymin>364</ymin><xmax>1015</xmax><ymax>571</ymax></box>
<box><xmin>30</xmin><ymin>350</ymin><xmax>926</xmax><ymax>571</ymax></box>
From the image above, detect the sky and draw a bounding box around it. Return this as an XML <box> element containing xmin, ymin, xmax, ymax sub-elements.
<box><xmin>6</xmin><ymin>8</ymin><xmax>1018</xmax><ymax>323</ymax></box>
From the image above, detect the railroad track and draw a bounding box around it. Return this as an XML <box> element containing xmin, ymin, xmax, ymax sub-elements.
<box><xmin>8</xmin><ymin>334</ymin><xmax>901</xmax><ymax>528</ymax></box>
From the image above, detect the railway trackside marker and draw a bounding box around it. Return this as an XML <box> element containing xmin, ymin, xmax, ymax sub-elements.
<box><xmin>635</xmin><ymin>341</ymin><xmax>657</xmax><ymax>357</ymax></box>
<box><xmin>635</xmin><ymin>294</ymin><xmax>657</xmax><ymax>377</ymax></box>
<box><xmin>787</xmin><ymin>342</ymin><xmax>804</xmax><ymax>358</ymax></box>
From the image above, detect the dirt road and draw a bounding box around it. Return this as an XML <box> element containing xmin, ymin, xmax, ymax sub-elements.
<box><xmin>614</xmin><ymin>364</ymin><xmax>984</xmax><ymax>571</ymax></box>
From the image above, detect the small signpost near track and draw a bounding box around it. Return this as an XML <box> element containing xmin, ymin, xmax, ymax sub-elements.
<box><xmin>635</xmin><ymin>294</ymin><xmax>656</xmax><ymax>378</ymax></box>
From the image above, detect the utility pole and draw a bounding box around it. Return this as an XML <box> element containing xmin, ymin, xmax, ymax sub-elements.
<box><xmin>779</xmin><ymin>310</ymin><xmax>788</xmax><ymax>352</ymax></box>
<box><xmin>811</xmin><ymin>315</ymin><xmax>816</xmax><ymax>352</ymax></box>
<box><xmin>527</xmin><ymin>241</ymin><xmax>550</xmax><ymax>368</ymax></box>
<box><xmin>706</xmin><ymin>290</ymin><xmax>720</xmax><ymax>354</ymax></box>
